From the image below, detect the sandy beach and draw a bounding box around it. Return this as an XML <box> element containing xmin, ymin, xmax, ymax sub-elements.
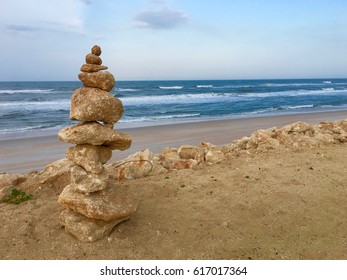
<box><xmin>1</xmin><ymin>111</ymin><xmax>347</xmax><ymax>260</ymax></box>
<box><xmin>1</xmin><ymin>110</ymin><xmax>347</xmax><ymax>174</ymax></box>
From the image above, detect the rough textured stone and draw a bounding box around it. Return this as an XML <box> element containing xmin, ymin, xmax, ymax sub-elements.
<box><xmin>177</xmin><ymin>145</ymin><xmax>205</xmax><ymax>162</ymax></box>
<box><xmin>251</xmin><ymin>130</ymin><xmax>272</xmax><ymax>145</ymax></box>
<box><xmin>284</xmin><ymin>121</ymin><xmax>313</xmax><ymax>134</ymax></box>
<box><xmin>70</xmin><ymin>165</ymin><xmax>109</xmax><ymax>193</ymax></box>
<box><xmin>66</xmin><ymin>144</ymin><xmax>112</xmax><ymax>174</ymax></box>
<box><xmin>91</xmin><ymin>45</ymin><xmax>102</xmax><ymax>56</ymax></box>
<box><xmin>161</xmin><ymin>148</ymin><xmax>180</xmax><ymax>160</ymax></box>
<box><xmin>80</xmin><ymin>64</ymin><xmax>108</xmax><ymax>73</ymax></box>
<box><xmin>58</xmin><ymin>122</ymin><xmax>132</xmax><ymax>150</ymax></box>
<box><xmin>85</xmin><ymin>53</ymin><xmax>102</xmax><ymax>65</ymax></box>
<box><xmin>78</xmin><ymin>72</ymin><xmax>115</xmax><ymax>92</ymax></box>
<box><xmin>205</xmin><ymin>149</ymin><xmax>225</xmax><ymax>164</ymax></box>
<box><xmin>58</xmin><ymin>184</ymin><xmax>137</xmax><ymax>221</ymax></box>
<box><xmin>162</xmin><ymin>159</ymin><xmax>198</xmax><ymax>170</ymax></box>
<box><xmin>70</xmin><ymin>87</ymin><xmax>124</xmax><ymax>125</ymax></box>
<box><xmin>60</xmin><ymin>209</ymin><xmax>128</xmax><ymax>242</ymax></box>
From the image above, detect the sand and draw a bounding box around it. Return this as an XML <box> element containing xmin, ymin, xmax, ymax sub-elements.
<box><xmin>1</xmin><ymin>110</ymin><xmax>347</xmax><ymax>173</ymax></box>
<box><xmin>1</xmin><ymin>111</ymin><xmax>347</xmax><ymax>260</ymax></box>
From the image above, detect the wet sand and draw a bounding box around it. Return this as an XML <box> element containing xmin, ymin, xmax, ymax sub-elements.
<box><xmin>1</xmin><ymin>110</ymin><xmax>346</xmax><ymax>173</ymax></box>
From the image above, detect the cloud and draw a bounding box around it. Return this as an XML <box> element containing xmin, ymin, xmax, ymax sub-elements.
<box><xmin>133</xmin><ymin>8</ymin><xmax>188</xmax><ymax>29</ymax></box>
<box><xmin>0</xmin><ymin>0</ymin><xmax>86</xmax><ymax>35</ymax></box>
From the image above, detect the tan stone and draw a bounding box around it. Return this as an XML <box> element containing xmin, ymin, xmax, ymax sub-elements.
<box><xmin>283</xmin><ymin>121</ymin><xmax>313</xmax><ymax>134</ymax></box>
<box><xmin>85</xmin><ymin>53</ymin><xmax>102</xmax><ymax>65</ymax></box>
<box><xmin>161</xmin><ymin>147</ymin><xmax>180</xmax><ymax>160</ymax></box>
<box><xmin>60</xmin><ymin>209</ymin><xmax>128</xmax><ymax>242</ymax></box>
<box><xmin>274</xmin><ymin>129</ymin><xmax>293</xmax><ymax>145</ymax></box>
<box><xmin>251</xmin><ymin>130</ymin><xmax>272</xmax><ymax>145</ymax></box>
<box><xmin>205</xmin><ymin>149</ymin><xmax>225</xmax><ymax>164</ymax></box>
<box><xmin>58</xmin><ymin>184</ymin><xmax>137</xmax><ymax>221</ymax></box>
<box><xmin>91</xmin><ymin>45</ymin><xmax>102</xmax><ymax>56</ymax></box>
<box><xmin>70</xmin><ymin>87</ymin><xmax>124</xmax><ymax>125</ymax></box>
<box><xmin>257</xmin><ymin>138</ymin><xmax>280</xmax><ymax>151</ymax></box>
<box><xmin>66</xmin><ymin>144</ymin><xmax>112</xmax><ymax>174</ymax></box>
<box><xmin>80</xmin><ymin>64</ymin><xmax>108</xmax><ymax>73</ymax></box>
<box><xmin>70</xmin><ymin>165</ymin><xmax>109</xmax><ymax>193</ymax></box>
<box><xmin>0</xmin><ymin>173</ymin><xmax>28</xmax><ymax>202</ymax></box>
<box><xmin>177</xmin><ymin>145</ymin><xmax>205</xmax><ymax>162</ymax></box>
<box><xmin>38</xmin><ymin>159</ymin><xmax>73</xmax><ymax>186</ymax></box>
<box><xmin>78</xmin><ymin>72</ymin><xmax>115</xmax><ymax>92</ymax></box>
<box><xmin>58</xmin><ymin>122</ymin><xmax>132</xmax><ymax>150</ymax></box>
<box><xmin>162</xmin><ymin>159</ymin><xmax>198</xmax><ymax>170</ymax></box>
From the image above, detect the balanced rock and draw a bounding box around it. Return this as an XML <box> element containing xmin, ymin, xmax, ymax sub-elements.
<box><xmin>71</xmin><ymin>165</ymin><xmax>109</xmax><ymax>193</ymax></box>
<box><xmin>60</xmin><ymin>209</ymin><xmax>128</xmax><ymax>242</ymax></box>
<box><xmin>58</xmin><ymin>184</ymin><xmax>137</xmax><ymax>221</ymax></box>
<box><xmin>58</xmin><ymin>122</ymin><xmax>132</xmax><ymax>150</ymax></box>
<box><xmin>80</xmin><ymin>64</ymin><xmax>108</xmax><ymax>73</ymax></box>
<box><xmin>85</xmin><ymin>53</ymin><xmax>102</xmax><ymax>65</ymax></box>
<box><xmin>66</xmin><ymin>144</ymin><xmax>112</xmax><ymax>174</ymax></box>
<box><xmin>91</xmin><ymin>45</ymin><xmax>102</xmax><ymax>56</ymax></box>
<box><xmin>70</xmin><ymin>87</ymin><xmax>124</xmax><ymax>125</ymax></box>
<box><xmin>78</xmin><ymin>72</ymin><xmax>115</xmax><ymax>92</ymax></box>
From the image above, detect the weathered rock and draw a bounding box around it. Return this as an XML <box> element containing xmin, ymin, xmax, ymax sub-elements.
<box><xmin>70</xmin><ymin>165</ymin><xmax>109</xmax><ymax>193</ymax></box>
<box><xmin>339</xmin><ymin>119</ymin><xmax>347</xmax><ymax>131</ymax></box>
<box><xmin>283</xmin><ymin>121</ymin><xmax>313</xmax><ymax>134</ymax></box>
<box><xmin>257</xmin><ymin>138</ymin><xmax>280</xmax><ymax>151</ymax></box>
<box><xmin>91</xmin><ymin>45</ymin><xmax>102</xmax><ymax>56</ymax></box>
<box><xmin>70</xmin><ymin>87</ymin><xmax>124</xmax><ymax>125</ymax></box>
<box><xmin>58</xmin><ymin>184</ymin><xmax>137</xmax><ymax>221</ymax></box>
<box><xmin>85</xmin><ymin>53</ymin><xmax>102</xmax><ymax>65</ymax></box>
<box><xmin>274</xmin><ymin>129</ymin><xmax>293</xmax><ymax>145</ymax></box>
<box><xmin>60</xmin><ymin>209</ymin><xmax>128</xmax><ymax>242</ymax></box>
<box><xmin>80</xmin><ymin>64</ymin><xmax>108</xmax><ymax>73</ymax></box>
<box><xmin>205</xmin><ymin>149</ymin><xmax>225</xmax><ymax>164</ymax></box>
<box><xmin>58</xmin><ymin>122</ymin><xmax>132</xmax><ymax>150</ymax></box>
<box><xmin>177</xmin><ymin>145</ymin><xmax>205</xmax><ymax>162</ymax></box>
<box><xmin>38</xmin><ymin>158</ymin><xmax>73</xmax><ymax>187</ymax></box>
<box><xmin>116</xmin><ymin>149</ymin><xmax>167</xmax><ymax>180</ymax></box>
<box><xmin>200</xmin><ymin>142</ymin><xmax>217</xmax><ymax>150</ymax></box>
<box><xmin>161</xmin><ymin>147</ymin><xmax>180</xmax><ymax>160</ymax></box>
<box><xmin>162</xmin><ymin>159</ymin><xmax>198</xmax><ymax>170</ymax></box>
<box><xmin>78</xmin><ymin>72</ymin><xmax>115</xmax><ymax>92</ymax></box>
<box><xmin>251</xmin><ymin>130</ymin><xmax>272</xmax><ymax>145</ymax></box>
<box><xmin>66</xmin><ymin>144</ymin><xmax>112</xmax><ymax>174</ymax></box>
<box><xmin>233</xmin><ymin>137</ymin><xmax>250</xmax><ymax>150</ymax></box>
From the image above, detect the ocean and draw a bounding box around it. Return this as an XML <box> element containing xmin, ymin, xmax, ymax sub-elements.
<box><xmin>1</xmin><ymin>79</ymin><xmax>347</xmax><ymax>136</ymax></box>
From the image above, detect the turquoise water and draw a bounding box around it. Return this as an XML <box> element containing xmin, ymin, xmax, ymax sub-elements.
<box><xmin>1</xmin><ymin>78</ymin><xmax>347</xmax><ymax>134</ymax></box>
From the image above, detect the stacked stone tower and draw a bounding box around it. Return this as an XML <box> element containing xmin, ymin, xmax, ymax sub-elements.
<box><xmin>57</xmin><ymin>45</ymin><xmax>137</xmax><ymax>242</ymax></box>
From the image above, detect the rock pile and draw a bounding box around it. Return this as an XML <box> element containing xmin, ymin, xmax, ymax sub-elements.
<box><xmin>57</xmin><ymin>45</ymin><xmax>137</xmax><ymax>242</ymax></box>
<box><xmin>105</xmin><ymin>119</ymin><xmax>347</xmax><ymax>180</ymax></box>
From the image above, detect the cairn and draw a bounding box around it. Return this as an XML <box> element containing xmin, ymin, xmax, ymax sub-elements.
<box><xmin>57</xmin><ymin>45</ymin><xmax>137</xmax><ymax>242</ymax></box>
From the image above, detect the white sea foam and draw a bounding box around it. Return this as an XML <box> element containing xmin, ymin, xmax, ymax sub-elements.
<box><xmin>196</xmin><ymin>85</ymin><xmax>213</xmax><ymax>88</ymax></box>
<box><xmin>0</xmin><ymin>89</ymin><xmax>54</xmax><ymax>94</ymax></box>
<box><xmin>0</xmin><ymin>100</ymin><xmax>70</xmax><ymax>112</ymax></box>
<box><xmin>281</xmin><ymin>104</ymin><xmax>314</xmax><ymax>110</ymax></box>
<box><xmin>116</xmin><ymin>88</ymin><xmax>139</xmax><ymax>92</ymax></box>
<box><xmin>122</xmin><ymin>113</ymin><xmax>201</xmax><ymax>122</ymax></box>
<box><xmin>323</xmin><ymin>81</ymin><xmax>332</xmax><ymax>84</ymax></box>
<box><xmin>159</xmin><ymin>86</ymin><xmax>183</xmax><ymax>90</ymax></box>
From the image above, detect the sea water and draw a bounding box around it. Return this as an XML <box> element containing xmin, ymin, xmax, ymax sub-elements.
<box><xmin>1</xmin><ymin>79</ymin><xmax>347</xmax><ymax>135</ymax></box>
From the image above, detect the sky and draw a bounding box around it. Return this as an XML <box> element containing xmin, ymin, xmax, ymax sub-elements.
<box><xmin>0</xmin><ymin>0</ymin><xmax>347</xmax><ymax>81</ymax></box>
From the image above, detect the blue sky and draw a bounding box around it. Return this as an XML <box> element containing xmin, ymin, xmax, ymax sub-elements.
<box><xmin>1</xmin><ymin>0</ymin><xmax>347</xmax><ymax>81</ymax></box>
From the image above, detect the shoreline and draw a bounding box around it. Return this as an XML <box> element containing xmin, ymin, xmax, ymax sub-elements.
<box><xmin>1</xmin><ymin>110</ymin><xmax>346</xmax><ymax>174</ymax></box>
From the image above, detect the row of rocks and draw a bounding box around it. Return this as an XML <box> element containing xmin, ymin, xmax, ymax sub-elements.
<box><xmin>57</xmin><ymin>45</ymin><xmax>136</xmax><ymax>242</ymax></box>
<box><xmin>105</xmin><ymin>119</ymin><xmax>347</xmax><ymax>180</ymax></box>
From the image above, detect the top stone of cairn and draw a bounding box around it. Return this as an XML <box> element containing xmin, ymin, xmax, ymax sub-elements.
<box><xmin>92</xmin><ymin>45</ymin><xmax>102</xmax><ymax>56</ymax></box>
